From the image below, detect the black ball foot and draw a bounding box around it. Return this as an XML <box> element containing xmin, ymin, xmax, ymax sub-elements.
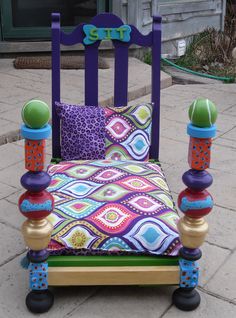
<box><xmin>172</xmin><ymin>288</ymin><xmax>200</xmax><ymax>311</ymax></box>
<box><xmin>26</xmin><ymin>289</ymin><xmax>54</xmax><ymax>313</ymax></box>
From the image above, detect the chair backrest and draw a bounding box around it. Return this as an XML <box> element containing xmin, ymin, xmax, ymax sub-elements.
<box><xmin>51</xmin><ymin>12</ymin><xmax>162</xmax><ymax>161</ymax></box>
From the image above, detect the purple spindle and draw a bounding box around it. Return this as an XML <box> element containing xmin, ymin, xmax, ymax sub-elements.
<box><xmin>85</xmin><ymin>44</ymin><xmax>99</xmax><ymax>106</ymax></box>
<box><xmin>52</xmin><ymin>13</ymin><xmax>61</xmax><ymax>158</ymax></box>
<box><xmin>114</xmin><ymin>43</ymin><xmax>129</xmax><ymax>106</ymax></box>
<box><xmin>151</xmin><ymin>15</ymin><xmax>162</xmax><ymax>161</ymax></box>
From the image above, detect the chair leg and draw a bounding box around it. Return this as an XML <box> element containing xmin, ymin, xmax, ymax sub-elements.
<box><xmin>172</xmin><ymin>287</ymin><xmax>200</xmax><ymax>311</ymax></box>
<box><xmin>26</xmin><ymin>259</ymin><xmax>54</xmax><ymax>313</ymax></box>
<box><xmin>26</xmin><ymin>289</ymin><xmax>54</xmax><ymax>314</ymax></box>
<box><xmin>172</xmin><ymin>247</ymin><xmax>201</xmax><ymax>311</ymax></box>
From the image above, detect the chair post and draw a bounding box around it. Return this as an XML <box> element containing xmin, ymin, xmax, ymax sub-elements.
<box><xmin>173</xmin><ymin>99</ymin><xmax>218</xmax><ymax>311</ymax></box>
<box><xmin>151</xmin><ymin>15</ymin><xmax>162</xmax><ymax>161</ymax></box>
<box><xmin>51</xmin><ymin>13</ymin><xmax>61</xmax><ymax>159</ymax></box>
<box><xmin>19</xmin><ymin>100</ymin><xmax>54</xmax><ymax>313</ymax></box>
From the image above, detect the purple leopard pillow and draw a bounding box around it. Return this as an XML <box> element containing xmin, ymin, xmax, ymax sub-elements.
<box><xmin>56</xmin><ymin>102</ymin><xmax>106</xmax><ymax>160</ymax></box>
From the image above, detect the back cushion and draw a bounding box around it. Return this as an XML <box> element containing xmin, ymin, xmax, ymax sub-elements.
<box><xmin>56</xmin><ymin>102</ymin><xmax>153</xmax><ymax>161</ymax></box>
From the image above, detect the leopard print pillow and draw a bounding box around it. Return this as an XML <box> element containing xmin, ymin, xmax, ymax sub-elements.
<box><xmin>56</xmin><ymin>102</ymin><xmax>106</xmax><ymax>160</ymax></box>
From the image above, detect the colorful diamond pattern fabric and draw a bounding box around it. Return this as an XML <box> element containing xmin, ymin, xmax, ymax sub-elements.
<box><xmin>105</xmin><ymin>103</ymin><xmax>153</xmax><ymax>161</ymax></box>
<box><xmin>47</xmin><ymin>160</ymin><xmax>181</xmax><ymax>256</ymax></box>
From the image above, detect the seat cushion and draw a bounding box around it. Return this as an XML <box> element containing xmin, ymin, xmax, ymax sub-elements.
<box><xmin>47</xmin><ymin>160</ymin><xmax>181</xmax><ymax>256</ymax></box>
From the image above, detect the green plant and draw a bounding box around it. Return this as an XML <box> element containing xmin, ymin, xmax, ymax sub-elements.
<box><xmin>143</xmin><ymin>51</ymin><xmax>152</xmax><ymax>65</ymax></box>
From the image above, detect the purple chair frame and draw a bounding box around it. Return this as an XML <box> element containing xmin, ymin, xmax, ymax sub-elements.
<box><xmin>51</xmin><ymin>12</ymin><xmax>162</xmax><ymax>160</ymax></box>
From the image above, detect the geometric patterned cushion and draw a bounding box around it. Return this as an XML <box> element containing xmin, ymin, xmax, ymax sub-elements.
<box><xmin>56</xmin><ymin>102</ymin><xmax>153</xmax><ymax>161</ymax></box>
<box><xmin>47</xmin><ymin>160</ymin><xmax>181</xmax><ymax>256</ymax></box>
<box><xmin>105</xmin><ymin>103</ymin><xmax>152</xmax><ymax>161</ymax></box>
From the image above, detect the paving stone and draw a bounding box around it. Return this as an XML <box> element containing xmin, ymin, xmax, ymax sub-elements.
<box><xmin>223</xmin><ymin>104</ymin><xmax>236</xmax><ymax>117</ymax></box>
<box><xmin>0</xmin><ymin>86</ymin><xmax>38</xmax><ymax>105</ymax></box>
<box><xmin>162</xmin><ymin>291</ymin><xmax>236</xmax><ymax>318</ymax></box>
<box><xmin>210</xmin><ymin>144</ymin><xmax>236</xmax><ymax>175</ymax></box>
<box><xmin>0</xmin><ymin>182</ymin><xmax>18</xmax><ymax>200</ymax></box>
<box><xmin>214</xmin><ymin>137</ymin><xmax>236</xmax><ymax>150</ymax></box>
<box><xmin>161</xmin><ymin>119</ymin><xmax>188</xmax><ymax>144</ymax></box>
<box><xmin>161</xmin><ymin>105</ymin><xmax>189</xmax><ymax>124</ymax></box>
<box><xmin>160</xmin><ymin>93</ymin><xmax>193</xmax><ymax>110</ymax></box>
<box><xmin>0</xmin><ymin>143</ymin><xmax>23</xmax><ymax>169</ymax></box>
<box><xmin>160</xmin><ymin>137</ymin><xmax>188</xmax><ymax>165</ymax></box>
<box><xmin>218</xmin><ymin>126</ymin><xmax>236</xmax><ymax>140</ymax></box>
<box><xmin>214</xmin><ymin>114</ymin><xmax>236</xmax><ymax>138</ymax></box>
<box><xmin>162</xmin><ymin>84</ymin><xmax>212</xmax><ymax>101</ymax></box>
<box><xmin>198</xmin><ymin>242</ymin><xmax>230</xmax><ymax>287</ymax></box>
<box><xmin>0</xmin><ymin>223</ymin><xmax>24</xmax><ymax>266</ymax></box>
<box><xmin>0</xmin><ymin>199</ymin><xmax>23</xmax><ymax>229</ymax></box>
<box><xmin>68</xmin><ymin>286</ymin><xmax>174</xmax><ymax>318</ymax></box>
<box><xmin>204</xmin><ymin>83</ymin><xmax>236</xmax><ymax>94</ymax></box>
<box><xmin>0</xmin><ymin>107</ymin><xmax>22</xmax><ymax>124</ymax></box>
<box><xmin>210</xmin><ymin>170</ymin><xmax>236</xmax><ymax>211</ymax></box>
<box><xmin>0</xmin><ymin>255</ymin><xmax>97</xmax><ymax>318</ymax></box>
<box><xmin>205</xmin><ymin>251</ymin><xmax>236</xmax><ymax>302</ymax></box>
<box><xmin>127</xmin><ymin>93</ymin><xmax>151</xmax><ymax>105</ymax></box>
<box><xmin>12</xmin><ymin>139</ymin><xmax>24</xmax><ymax>147</ymax></box>
<box><xmin>0</xmin><ymin>121</ymin><xmax>19</xmax><ymax>144</ymax></box>
<box><xmin>206</xmin><ymin>205</ymin><xmax>236</xmax><ymax>250</ymax></box>
<box><xmin>200</xmin><ymin>91</ymin><xmax>236</xmax><ymax>113</ymax></box>
<box><xmin>215</xmin><ymin>125</ymin><xmax>236</xmax><ymax>147</ymax></box>
<box><xmin>0</xmin><ymin>161</ymin><xmax>24</xmax><ymax>189</ymax></box>
<box><xmin>0</xmin><ymin>118</ymin><xmax>18</xmax><ymax>135</ymax></box>
<box><xmin>163</xmin><ymin>84</ymin><xmax>236</xmax><ymax>112</ymax></box>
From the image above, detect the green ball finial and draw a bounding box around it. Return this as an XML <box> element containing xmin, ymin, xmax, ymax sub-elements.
<box><xmin>189</xmin><ymin>98</ymin><xmax>217</xmax><ymax>127</ymax></box>
<box><xmin>22</xmin><ymin>100</ymin><xmax>50</xmax><ymax>129</ymax></box>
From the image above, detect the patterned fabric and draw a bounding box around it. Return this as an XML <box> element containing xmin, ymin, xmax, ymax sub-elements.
<box><xmin>56</xmin><ymin>102</ymin><xmax>152</xmax><ymax>161</ymax></box>
<box><xmin>47</xmin><ymin>160</ymin><xmax>181</xmax><ymax>256</ymax></box>
<box><xmin>105</xmin><ymin>103</ymin><xmax>152</xmax><ymax>161</ymax></box>
<box><xmin>56</xmin><ymin>102</ymin><xmax>106</xmax><ymax>161</ymax></box>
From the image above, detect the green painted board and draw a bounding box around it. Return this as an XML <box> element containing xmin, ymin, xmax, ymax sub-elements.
<box><xmin>48</xmin><ymin>255</ymin><xmax>179</xmax><ymax>267</ymax></box>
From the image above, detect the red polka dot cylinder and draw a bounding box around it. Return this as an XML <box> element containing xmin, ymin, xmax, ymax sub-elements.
<box><xmin>178</xmin><ymin>188</ymin><xmax>213</xmax><ymax>218</ymax></box>
<box><xmin>25</xmin><ymin>139</ymin><xmax>46</xmax><ymax>171</ymax></box>
<box><xmin>188</xmin><ymin>137</ymin><xmax>212</xmax><ymax>170</ymax></box>
<box><xmin>18</xmin><ymin>190</ymin><xmax>54</xmax><ymax>219</ymax></box>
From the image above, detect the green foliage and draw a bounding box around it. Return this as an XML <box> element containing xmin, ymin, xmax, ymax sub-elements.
<box><xmin>175</xmin><ymin>1</ymin><xmax>236</xmax><ymax>78</ymax></box>
<box><xmin>143</xmin><ymin>51</ymin><xmax>152</xmax><ymax>65</ymax></box>
<box><xmin>175</xmin><ymin>27</ymin><xmax>236</xmax><ymax>78</ymax></box>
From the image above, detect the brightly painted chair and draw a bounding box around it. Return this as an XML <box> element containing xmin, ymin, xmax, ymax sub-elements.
<box><xmin>19</xmin><ymin>12</ymin><xmax>218</xmax><ymax>313</ymax></box>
